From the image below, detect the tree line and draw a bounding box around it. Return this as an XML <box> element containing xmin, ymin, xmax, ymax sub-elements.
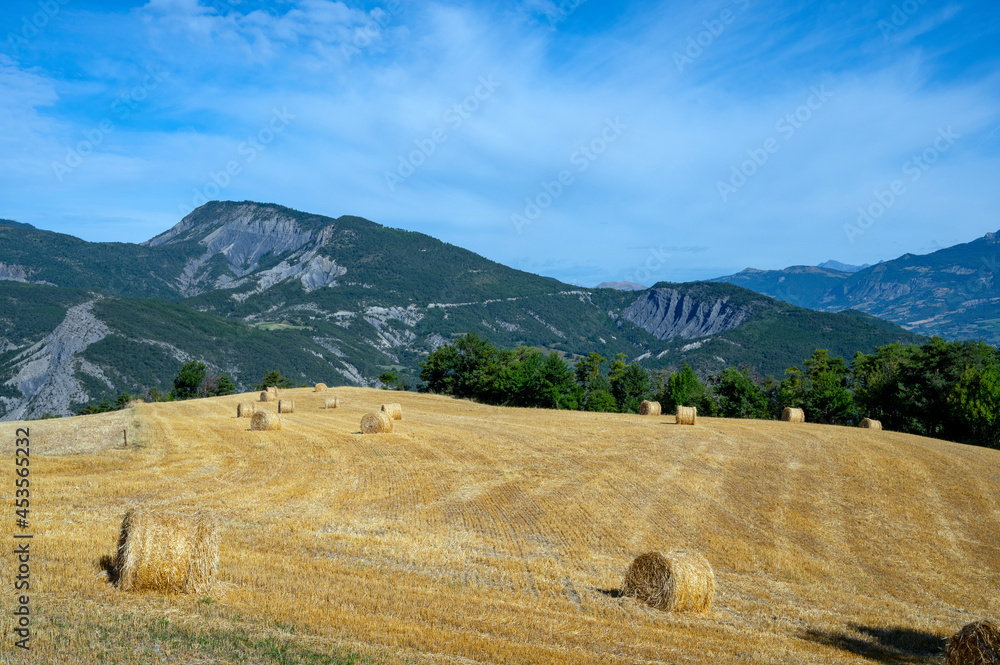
<box><xmin>419</xmin><ymin>333</ymin><xmax>1000</xmax><ymax>449</ymax></box>
<box><xmin>73</xmin><ymin>364</ymin><xmax>295</xmax><ymax>415</ymax></box>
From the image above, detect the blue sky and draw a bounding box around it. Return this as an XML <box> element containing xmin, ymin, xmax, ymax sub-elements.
<box><xmin>1</xmin><ymin>0</ymin><xmax>999</xmax><ymax>286</ymax></box>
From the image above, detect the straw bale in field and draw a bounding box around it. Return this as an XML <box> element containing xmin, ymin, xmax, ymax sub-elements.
<box><xmin>621</xmin><ymin>550</ymin><xmax>715</xmax><ymax>614</ymax></box>
<box><xmin>278</xmin><ymin>399</ymin><xmax>295</xmax><ymax>414</ymax></box>
<box><xmin>114</xmin><ymin>508</ymin><xmax>218</xmax><ymax>594</ymax></box>
<box><xmin>675</xmin><ymin>405</ymin><xmax>697</xmax><ymax>425</ymax></box>
<box><xmin>250</xmin><ymin>411</ymin><xmax>281</xmax><ymax>431</ymax></box>
<box><xmin>259</xmin><ymin>391</ymin><xmax>273</xmax><ymax>403</ymax></box>
<box><xmin>639</xmin><ymin>400</ymin><xmax>661</xmax><ymax>416</ymax></box>
<box><xmin>236</xmin><ymin>402</ymin><xmax>255</xmax><ymax>418</ymax></box>
<box><xmin>268</xmin><ymin>386</ymin><xmax>279</xmax><ymax>398</ymax></box>
<box><xmin>381</xmin><ymin>403</ymin><xmax>403</xmax><ymax>420</ymax></box>
<box><xmin>946</xmin><ymin>620</ymin><xmax>1000</xmax><ymax>665</ymax></box>
<box><xmin>361</xmin><ymin>411</ymin><xmax>393</xmax><ymax>434</ymax></box>
<box><xmin>315</xmin><ymin>383</ymin><xmax>327</xmax><ymax>392</ymax></box>
<box><xmin>324</xmin><ymin>397</ymin><xmax>340</xmax><ymax>409</ymax></box>
<box><xmin>782</xmin><ymin>407</ymin><xmax>805</xmax><ymax>423</ymax></box>
<box><xmin>860</xmin><ymin>418</ymin><xmax>882</xmax><ymax>430</ymax></box>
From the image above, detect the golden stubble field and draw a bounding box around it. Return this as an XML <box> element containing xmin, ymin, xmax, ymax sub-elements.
<box><xmin>0</xmin><ymin>387</ymin><xmax>998</xmax><ymax>664</ymax></box>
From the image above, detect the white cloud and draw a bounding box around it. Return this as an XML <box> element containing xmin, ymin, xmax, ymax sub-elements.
<box><xmin>138</xmin><ymin>0</ymin><xmax>397</xmax><ymax>68</ymax></box>
<box><xmin>0</xmin><ymin>56</ymin><xmax>66</xmax><ymax>178</ymax></box>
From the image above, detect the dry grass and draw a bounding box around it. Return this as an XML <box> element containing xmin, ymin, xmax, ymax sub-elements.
<box><xmin>114</xmin><ymin>508</ymin><xmax>219</xmax><ymax>594</ymax></box>
<box><xmin>639</xmin><ymin>400</ymin><xmax>661</xmax><ymax>416</ymax></box>
<box><xmin>249</xmin><ymin>410</ymin><xmax>281</xmax><ymax>431</ymax></box>
<box><xmin>782</xmin><ymin>407</ymin><xmax>806</xmax><ymax>422</ymax></box>
<box><xmin>278</xmin><ymin>399</ymin><xmax>295</xmax><ymax>414</ymax></box>
<box><xmin>861</xmin><ymin>418</ymin><xmax>883</xmax><ymax>430</ymax></box>
<box><xmin>381</xmin><ymin>403</ymin><xmax>403</xmax><ymax>421</ymax></box>
<box><xmin>362</xmin><ymin>411</ymin><xmax>393</xmax><ymax>433</ymax></box>
<box><xmin>621</xmin><ymin>550</ymin><xmax>715</xmax><ymax>614</ymax></box>
<box><xmin>946</xmin><ymin>620</ymin><xmax>1000</xmax><ymax>664</ymax></box>
<box><xmin>676</xmin><ymin>405</ymin><xmax>697</xmax><ymax>425</ymax></box>
<box><xmin>0</xmin><ymin>408</ymin><xmax>135</xmax><ymax>454</ymax></box>
<box><xmin>1</xmin><ymin>387</ymin><xmax>998</xmax><ymax>664</ymax></box>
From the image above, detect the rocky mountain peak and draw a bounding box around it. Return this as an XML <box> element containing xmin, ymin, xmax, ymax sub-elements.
<box><xmin>143</xmin><ymin>201</ymin><xmax>308</xmax><ymax>250</ymax></box>
<box><xmin>817</xmin><ymin>260</ymin><xmax>870</xmax><ymax>273</ymax></box>
<box><xmin>141</xmin><ymin>201</ymin><xmax>346</xmax><ymax>298</ymax></box>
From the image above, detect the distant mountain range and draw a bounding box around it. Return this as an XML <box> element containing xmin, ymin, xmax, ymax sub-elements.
<box><xmin>816</xmin><ymin>260</ymin><xmax>871</xmax><ymax>273</ymax></box>
<box><xmin>0</xmin><ymin>201</ymin><xmax>923</xmax><ymax>419</ymax></box>
<box><xmin>713</xmin><ymin>230</ymin><xmax>1000</xmax><ymax>343</ymax></box>
<box><xmin>595</xmin><ymin>281</ymin><xmax>647</xmax><ymax>291</ymax></box>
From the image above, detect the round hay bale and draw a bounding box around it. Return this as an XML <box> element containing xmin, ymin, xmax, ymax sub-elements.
<box><xmin>315</xmin><ymin>383</ymin><xmax>327</xmax><ymax>392</ymax></box>
<box><xmin>621</xmin><ymin>550</ymin><xmax>715</xmax><ymax>614</ymax></box>
<box><xmin>236</xmin><ymin>402</ymin><xmax>255</xmax><ymax>418</ymax></box>
<box><xmin>361</xmin><ymin>411</ymin><xmax>393</xmax><ymax>434</ymax></box>
<box><xmin>259</xmin><ymin>391</ymin><xmax>273</xmax><ymax>403</ymax></box>
<box><xmin>676</xmin><ymin>405</ymin><xmax>697</xmax><ymax>425</ymax></box>
<box><xmin>250</xmin><ymin>411</ymin><xmax>281</xmax><ymax>431</ymax></box>
<box><xmin>946</xmin><ymin>620</ymin><xmax>1000</xmax><ymax>665</ymax></box>
<box><xmin>860</xmin><ymin>418</ymin><xmax>882</xmax><ymax>430</ymax></box>
<box><xmin>380</xmin><ymin>403</ymin><xmax>403</xmax><ymax>420</ymax></box>
<box><xmin>324</xmin><ymin>397</ymin><xmax>340</xmax><ymax>409</ymax></box>
<box><xmin>639</xmin><ymin>400</ymin><xmax>661</xmax><ymax>416</ymax></box>
<box><xmin>781</xmin><ymin>407</ymin><xmax>805</xmax><ymax>423</ymax></box>
<box><xmin>278</xmin><ymin>399</ymin><xmax>295</xmax><ymax>414</ymax></box>
<box><xmin>114</xmin><ymin>508</ymin><xmax>219</xmax><ymax>594</ymax></box>
<box><xmin>268</xmin><ymin>386</ymin><xmax>279</xmax><ymax>397</ymax></box>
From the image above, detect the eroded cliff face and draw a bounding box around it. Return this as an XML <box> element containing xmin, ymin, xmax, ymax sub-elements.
<box><xmin>0</xmin><ymin>262</ymin><xmax>54</xmax><ymax>286</ymax></box>
<box><xmin>1</xmin><ymin>301</ymin><xmax>112</xmax><ymax>419</ymax></box>
<box><xmin>0</xmin><ymin>263</ymin><xmax>29</xmax><ymax>282</ymax></box>
<box><xmin>622</xmin><ymin>288</ymin><xmax>751</xmax><ymax>340</ymax></box>
<box><xmin>146</xmin><ymin>203</ymin><xmax>346</xmax><ymax>297</ymax></box>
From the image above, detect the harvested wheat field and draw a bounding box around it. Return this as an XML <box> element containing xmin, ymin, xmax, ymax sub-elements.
<box><xmin>1</xmin><ymin>387</ymin><xmax>998</xmax><ymax>664</ymax></box>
